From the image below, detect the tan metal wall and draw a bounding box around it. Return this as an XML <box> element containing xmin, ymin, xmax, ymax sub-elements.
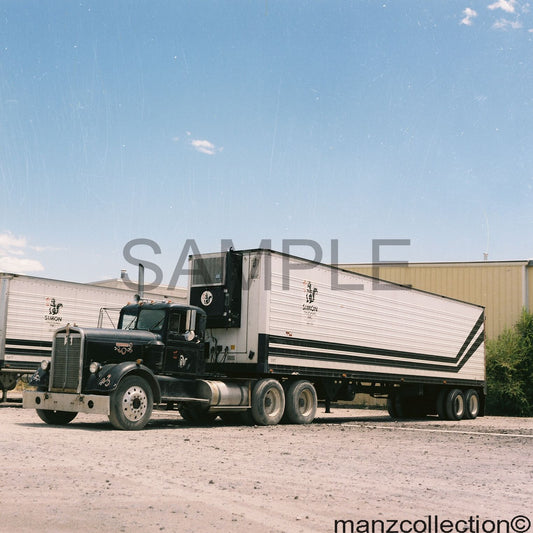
<box><xmin>341</xmin><ymin>261</ymin><xmax>532</xmax><ymax>339</ymax></box>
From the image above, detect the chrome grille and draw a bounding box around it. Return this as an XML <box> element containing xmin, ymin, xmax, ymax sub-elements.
<box><xmin>50</xmin><ymin>332</ymin><xmax>82</xmax><ymax>392</ymax></box>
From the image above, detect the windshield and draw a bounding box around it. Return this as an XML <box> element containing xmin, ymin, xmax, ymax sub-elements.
<box><xmin>120</xmin><ymin>312</ymin><xmax>138</xmax><ymax>330</ymax></box>
<box><xmin>120</xmin><ymin>309</ymin><xmax>166</xmax><ymax>332</ymax></box>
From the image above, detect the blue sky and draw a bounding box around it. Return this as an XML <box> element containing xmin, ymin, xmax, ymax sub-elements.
<box><xmin>1</xmin><ymin>0</ymin><xmax>532</xmax><ymax>286</ymax></box>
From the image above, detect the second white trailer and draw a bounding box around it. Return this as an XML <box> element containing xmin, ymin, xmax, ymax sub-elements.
<box><xmin>0</xmin><ymin>272</ymin><xmax>185</xmax><ymax>400</ymax></box>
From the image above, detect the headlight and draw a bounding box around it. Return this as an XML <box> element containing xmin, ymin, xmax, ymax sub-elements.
<box><xmin>89</xmin><ymin>362</ymin><xmax>102</xmax><ymax>374</ymax></box>
<box><xmin>40</xmin><ymin>360</ymin><xmax>50</xmax><ymax>371</ymax></box>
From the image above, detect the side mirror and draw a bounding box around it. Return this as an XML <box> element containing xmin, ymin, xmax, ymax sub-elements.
<box><xmin>183</xmin><ymin>330</ymin><xmax>195</xmax><ymax>342</ymax></box>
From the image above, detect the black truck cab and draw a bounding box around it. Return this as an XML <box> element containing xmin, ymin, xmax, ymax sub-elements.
<box><xmin>117</xmin><ymin>302</ymin><xmax>208</xmax><ymax>376</ymax></box>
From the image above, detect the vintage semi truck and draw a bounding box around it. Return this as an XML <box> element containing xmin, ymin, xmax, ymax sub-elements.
<box><xmin>0</xmin><ymin>272</ymin><xmax>185</xmax><ymax>401</ymax></box>
<box><xmin>23</xmin><ymin>249</ymin><xmax>486</xmax><ymax>429</ymax></box>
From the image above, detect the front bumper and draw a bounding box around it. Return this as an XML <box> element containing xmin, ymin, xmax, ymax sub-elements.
<box><xmin>23</xmin><ymin>390</ymin><xmax>110</xmax><ymax>415</ymax></box>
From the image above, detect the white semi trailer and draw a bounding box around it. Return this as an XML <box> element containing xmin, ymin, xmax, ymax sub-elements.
<box><xmin>23</xmin><ymin>249</ymin><xmax>485</xmax><ymax>428</ymax></box>
<box><xmin>0</xmin><ymin>272</ymin><xmax>185</xmax><ymax>401</ymax></box>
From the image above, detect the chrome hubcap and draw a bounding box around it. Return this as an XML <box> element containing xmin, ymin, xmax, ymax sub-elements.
<box><xmin>121</xmin><ymin>385</ymin><xmax>148</xmax><ymax>422</ymax></box>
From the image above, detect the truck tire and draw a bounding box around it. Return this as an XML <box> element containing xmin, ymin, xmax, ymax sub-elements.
<box><xmin>251</xmin><ymin>378</ymin><xmax>285</xmax><ymax>425</ymax></box>
<box><xmin>464</xmin><ymin>389</ymin><xmax>480</xmax><ymax>419</ymax></box>
<box><xmin>445</xmin><ymin>388</ymin><xmax>465</xmax><ymax>421</ymax></box>
<box><xmin>36</xmin><ymin>409</ymin><xmax>77</xmax><ymax>425</ymax></box>
<box><xmin>0</xmin><ymin>373</ymin><xmax>18</xmax><ymax>402</ymax></box>
<box><xmin>283</xmin><ymin>380</ymin><xmax>317</xmax><ymax>424</ymax></box>
<box><xmin>109</xmin><ymin>375</ymin><xmax>153</xmax><ymax>430</ymax></box>
<box><xmin>178</xmin><ymin>403</ymin><xmax>217</xmax><ymax>425</ymax></box>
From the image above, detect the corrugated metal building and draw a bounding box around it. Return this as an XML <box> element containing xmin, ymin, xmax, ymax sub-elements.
<box><xmin>342</xmin><ymin>260</ymin><xmax>533</xmax><ymax>340</ymax></box>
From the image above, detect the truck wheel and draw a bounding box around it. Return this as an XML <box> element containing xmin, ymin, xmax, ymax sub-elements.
<box><xmin>464</xmin><ymin>389</ymin><xmax>480</xmax><ymax>419</ymax></box>
<box><xmin>445</xmin><ymin>389</ymin><xmax>465</xmax><ymax>421</ymax></box>
<box><xmin>109</xmin><ymin>375</ymin><xmax>153</xmax><ymax>430</ymax></box>
<box><xmin>251</xmin><ymin>379</ymin><xmax>285</xmax><ymax>425</ymax></box>
<box><xmin>178</xmin><ymin>403</ymin><xmax>217</xmax><ymax>425</ymax></box>
<box><xmin>283</xmin><ymin>380</ymin><xmax>317</xmax><ymax>424</ymax></box>
<box><xmin>36</xmin><ymin>409</ymin><xmax>77</xmax><ymax>425</ymax></box>
<box><xmin>0</xmin><ymin>386</ymin><xmax>6</xmax><ymax>403</ymax></box>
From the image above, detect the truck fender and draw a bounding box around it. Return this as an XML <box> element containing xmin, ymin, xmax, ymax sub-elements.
<box><xmin>86</xmin><ymin>362</ymin><xmax>161</xmax><ymax>404</ymax></box>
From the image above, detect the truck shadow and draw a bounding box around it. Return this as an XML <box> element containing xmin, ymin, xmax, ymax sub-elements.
<box><xmin>16</xmin><ymin>413</ymin><xmax>408</xmax><ymax>432</ymax></box>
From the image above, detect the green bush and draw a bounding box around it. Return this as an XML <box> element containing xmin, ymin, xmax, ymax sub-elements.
<box><xmin>486</xmin><ymin>310</ymin><xmax>533</xmax><ymax>416</ymax></box>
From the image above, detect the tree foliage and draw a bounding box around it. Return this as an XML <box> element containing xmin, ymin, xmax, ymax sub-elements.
<box><xmin>486</xmin><ymin>310</ymin><xmax>533</xmax><ymax>416</ymax></box>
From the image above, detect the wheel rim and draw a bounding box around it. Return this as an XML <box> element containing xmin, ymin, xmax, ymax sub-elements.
<box><xmin>264</xmin><ymin>388</ymin><xmax>283</xmax><ymax>417</ymax></box>
<box><xmin>121</xmin><ymin>385</ymin><xmax>148</xmax><ymax>422</ymax></box>
<box><xmin>454</xmin><ymin>394</ymin><xmax>465</xmax><ymax>418</ymax></box>
<box><xmin>297</xmin><ymin>389</ymin><xmax>313</xmax><ymax>417</ymax></box>
<box><xmin>468</xmin><ymin>394</ymin><xmax>479</xmax><ymax>417</ymax></box>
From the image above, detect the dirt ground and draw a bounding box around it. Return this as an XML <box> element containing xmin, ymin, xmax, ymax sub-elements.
<box><xmin>1</xmin><ymin>394</ymin><xmax>532</xmax><ymax>533</ymax></box>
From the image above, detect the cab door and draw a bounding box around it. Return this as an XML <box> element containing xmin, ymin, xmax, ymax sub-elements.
<box><xmin>163</xmin><ymin>310</ymin><xmax>205</xmax><ymax>375</ymax></box>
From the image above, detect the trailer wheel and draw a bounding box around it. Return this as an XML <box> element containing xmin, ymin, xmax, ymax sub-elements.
<box><xmin>0</xmin><ymin>386</ymin><xmax>6</xmax><ymax>403</ymax></box>
<box><xmin>36</xmin><ymin>409</ymin><xmax>78</xmax><ymax>425</ymax></box>
<box><xmin>178</xmin><ymin>403</ymin><xmax>218</xmax><ymax>425</ymax></box>
<box><xmin>109</xmin><ymin>375</ymin><xmax>153</xmax><ymax>430</ymax></box>
<box><xmin>251</xmin><ymin>379</ymin><xmax>285</xmax><ymax>425</ymax></box>
<box><xmin>283</xmin><ymin>380</ymin><xmax>317</xmax><ymax>424</ymax></box>
<box><xmin>464</xmin><ymin>389</ymin><xmax>480</xmax><ymax>419</ymax></box>
<box><xmin>445</xmin><ymin>389</ymin><xmax>465</xmax><ymax>421</ymax></box>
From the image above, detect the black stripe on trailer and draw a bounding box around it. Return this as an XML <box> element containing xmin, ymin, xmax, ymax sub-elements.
<box><xmin>4</xmin><ymin>338</ymin><xmax>52</xmax><ymax>358</ymax></box>
<box><xmin>267</xmin><ymin>335</ymin><xmax>484</xmax><ymax>373</ymax></box>
<box><xmin>1</xmin><ymin>360</ymin><xmax>42</xmax><ymax>371</ymax></box>
<box><xmin>266</xmin><ymin>363</ymin><xmax>485</xmax><ymax>389</ymax></box>
<box><xmin>264</xmin><ymin>311</ymin><xmax>485</xmax><ymax>374</ymax></box>
<box><xmin>5</xmin><ymin>338</ymin><xmax>52</xmax><ymax>348</ymax></box>
<box><xmin>4</xmin><ymin>347</ymin><xmax>52</xmax><ymax>358</ymax></box>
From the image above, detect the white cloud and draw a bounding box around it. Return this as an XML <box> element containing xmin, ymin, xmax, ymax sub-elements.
<box><xmin>461</xmin><ymin>7</ymin><xmax>478</xmax><ymax>25</ymax></box>
<box><xmin>492</xmin><ymin>17</ymin><xmax>523</xmax><ymax>28</ymax></box>
<box><xmin>0</xmin><ymin>256</ymin><xmax>44</xmax><ymax>273</ymax></box>
<box><xmin>0</xmin><ymin>231</ymin><xmax>45</xmax><ymax>273</ymax></box>
<box><xmin>488</xmin><ymin>0</ymin><xmax>517</xmax><ymax>13</ymax></box>
<box><xmin>0</xmin><ymin>232</ymin><xmax>26</xmax><ymax>251</ymax></box>
<box><xmin>191</xmin><ymin>139</ymin><xmax>223</xmax><ymax>155</ymax></box>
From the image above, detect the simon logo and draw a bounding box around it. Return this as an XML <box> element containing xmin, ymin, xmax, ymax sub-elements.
<box><xmin>303</xmin><ymin>281</ymin><xmax>318</xmax><ymax>315</ymax></box>
<box><xmin>45</xmin><ymin>297</ymin><xmax>63</xmax><ymax>323</ymax></box>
